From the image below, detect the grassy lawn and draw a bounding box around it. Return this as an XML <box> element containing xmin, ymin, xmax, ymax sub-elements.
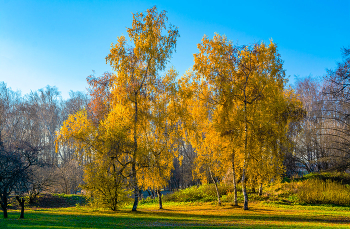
<box><xmin>1</xmin><ymin>202</ymin><xmax>350</xmax><ymax>228</ymax></box>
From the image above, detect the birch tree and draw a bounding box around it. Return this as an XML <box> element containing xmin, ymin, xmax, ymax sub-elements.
<box><xmin>193</xmin><ymin>34</ymin><xmax>301</xmax><ymax>210</ymax></box>
<box><xmin>105</xmin><ymin>6</ymin><xmax>179</xmax><ymax>211</ymax></box>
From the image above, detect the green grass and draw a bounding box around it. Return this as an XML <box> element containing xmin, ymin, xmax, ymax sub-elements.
<box><xmin>302</xmin><ymin>172</ymin><xmax>350</xmax><ymax>184</ymax></box>
<box><xmin>1</xmin><ymin>202</ymin><xmax>350</xmax><ymax>228</ymax></box>
<box><xmin>3</xmin><ymin>175</ymin><xmax>350</xmax><ymax>228</ymax></box>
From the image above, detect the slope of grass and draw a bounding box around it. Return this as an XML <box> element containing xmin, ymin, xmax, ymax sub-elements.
<box><xmin>1</xmin><ymin>202</ymin><xmax>350</xmax><ymax>228</ymax></box>
<box><xmin>297</xmin><ymin>179</ymin><xmax>350</xmax><ymax>205</ymax></box>
<box><xmin>302</xmin><ymin>172</ymin><xmax>350</xmax><ymax>184</ymax></box>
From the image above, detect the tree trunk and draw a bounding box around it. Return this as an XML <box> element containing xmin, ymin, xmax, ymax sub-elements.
<box><xmin>132</xmin><ymin>98</ymin><xmax>139</xmax><ymax>212</ymax></box>
<box><xmin>132</xmin><ymin>161</ymin><xmax>139</xmax><ymax>211</ymax></box>
<box><xmin>1</xmin><ymin>206</ymin><xmax>8</xmax><ymax>219</ymax></box>
<box><xmin>157</xmin><ymin>189</ymin><xmax>163</xmax><ymax>209</ymax></box>
<box><xmin>209</xmin><ymin>168</ymin><xmax>221</xmax><ymax>206</ymax></box>
<box><xmin>242</xmin><ymin>167</ymin><xmax>249</xmax><ymax>210</ymax></box>
<box><xmin>1</xmin><ymin>196</ymin><xmax>8</xmax><ymax>219</ymax></box>
<box><xmin>147</xmin><ymin>189</ymin><xmax>152</xmax><ymax>198</ymax></box>
<box><xmin>16</xmin><ymin>196</ymin><xmax>25</xmax><ymax>219</ymax></box>
<box><xmin>232</xmin><ymin>153</ymin><xmax>238</xmax><ymax>206</ymax></box>
<box><xmin>29</xmin><ymin>190</ymin><xmax>35</xmax><ymax>204</ymax></box>
<box><xmin>242</xmin><ymin>97</ymin><xmax>249</xmax><ymax>210</ymax></box>
<box><xmin>258</xmin><ymin>182</ymin><xmax>263</xmax><ymax>196</ymax></box>
<box><xmin>139</xmin><ymin>189</ymin><xmax>143</xmax><ymax>200</ymax></box>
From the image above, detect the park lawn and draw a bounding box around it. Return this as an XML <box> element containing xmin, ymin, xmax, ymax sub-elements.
<box><xmin>1</xmin><ymin>202</ymin><xmax>350</xmax><ymax>228</ymax></box>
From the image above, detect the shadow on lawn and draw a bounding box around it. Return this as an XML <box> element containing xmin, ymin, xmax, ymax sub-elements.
<box><xmin>135</xmin><ymin>207</ymin><xmax>350</xmax><ymax>224</ymax></box>
<box><xmin>0</xmin><ymin>206</ymin><xmax>349</xmax><ymax>229</ymax></box>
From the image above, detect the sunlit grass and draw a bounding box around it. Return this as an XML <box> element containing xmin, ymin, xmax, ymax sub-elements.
<box><xmin>297</xmin><ymin>179</ymin><xmax>350</xmax><ymax>205</ymax></box>
<box><xmin>1</xmin><ymin>202</ymin><xmax>350</xmax><ymax>228</ymax></box>
<box><xmin>3</xmin><ymin>177</ymin><xmax>350</xmax><ymax>228</ymax></box>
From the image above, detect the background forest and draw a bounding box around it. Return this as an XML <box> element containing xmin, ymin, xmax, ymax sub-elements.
<box><xmin>1</xmin><ymin>6</ymin><xmax>350</xmax><ymax>218</ymax></box>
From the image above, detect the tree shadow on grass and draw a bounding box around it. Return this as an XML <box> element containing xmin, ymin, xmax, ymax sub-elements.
<box><xmin>133</xmin><ymin>206</ymin><xmax>350</xmax><ymax>226</ymax></box>
<box><xmin>0</xmin><ymin>207</ymin><xmax>349</xmax><ymax>229</ymax></box>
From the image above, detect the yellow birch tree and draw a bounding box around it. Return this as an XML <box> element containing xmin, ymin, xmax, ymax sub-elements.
<box><xmin>106</xmin><ymin>6</ymin><xmax>179</xmax><ymax>211</ymax></box>
<box><xmin>56</xmin><ymin>74</ymin><xmax>134</xmax><ymax>210</ymax></box>
<box><xmin>193</xmin><ymin>33</ymin><xmax>301</xmax><ymax>210</ymax></box>
<box><xmin>137</xmin><ymin>68</ymin><xmax>180</xmax><ymax>209</ymax></box>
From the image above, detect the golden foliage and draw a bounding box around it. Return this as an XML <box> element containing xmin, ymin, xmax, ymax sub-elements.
<box><xmin>56</xmin><ymin>7</ymin><xmax>305</xmax><ymax>211</ymax></box>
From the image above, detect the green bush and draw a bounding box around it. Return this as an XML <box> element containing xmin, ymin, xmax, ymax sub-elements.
<box><xmin>164</xmin><ymin>183</ymin><xmax>237</xmax><ymax>202</ymax></box>
<box><xmin>297</xmin><ymin>179</ymin><xmax>350</xmax><ymax>205</ymax></box>
<box><xmin>51</xmin><ymin>194</ymin><xmax>88</xmax><ymax>205</ymax></box>
<box><xmin>139</xmin><ymin>196</ymin><xmax>158</xmax><ymax>205</ymax></box>
<box><xmin>87</xmin><ymin>190</ymin><xmax>132</xmax><ymax>210</ymax></box>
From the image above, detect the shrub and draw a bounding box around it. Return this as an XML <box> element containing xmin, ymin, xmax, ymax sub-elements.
<box><xmin>254</xmin><ymin>181</ymin><xmax>302</xmax><ymax>204</ymax></box>
<box><xmin>86</xmin><ymin>189</ymin><xmax>132</xmax><ymax>210</ymax></box>
<box><xmin>52</xmin><ymin>194</ymin><xmax>88</xmax><ymax>206</ymax></box>
<box><xmin>297</xmin><ymin>179</ymin><xmax>350</xmax><ymax>205</ymax></box>
<box><xmin>139</xmin><ymin>196</ymin><xmax>159</xmax><ymax>205</ymax></box>
<box><xmin>82</xmin><ymin>160</ymin><xmax>132</xmax><ymax>211</ymax></box>
<box><xmin>164</xmin><ymin>183</ymin><xmax>237</xmax><ymax>202</ymax></box>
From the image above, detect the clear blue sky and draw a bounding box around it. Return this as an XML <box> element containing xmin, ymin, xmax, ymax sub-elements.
<box><xmin>1</xmin><ymin>0</ymin><xmax>349</xmax><ymax>99</ymax></box>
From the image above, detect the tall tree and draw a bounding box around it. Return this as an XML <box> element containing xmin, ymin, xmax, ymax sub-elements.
<box><xmin>137</xmin><ymin>68</ymin><xmax>180</xmax><ymax>209</ymax></box>
<box><xmin>192</xmin><ymin>34</ymin><xmax>302</xmax><ymax>210</ymax></box>
<box><xmin>179</xmin><ymin>76</ymin><xmax>229</xmax><ymax>205</ymax></box>
<box><xmin>105</xmin><ymin>6</ymin><xmax>179</xmax><ymax>211</ymax></box>
<box><xmin>56</xmin><ymin>72</ymin><xmax>134</xmax><ymax>210</ymax></box>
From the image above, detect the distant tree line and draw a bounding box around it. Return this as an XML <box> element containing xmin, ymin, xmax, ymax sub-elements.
<box><xmin>0</xmin><ymin>84</ymin><xmax>87</xmax><ymax>218</ymax></box>
<box><xmin>288</xmin><ymin>47</ymin><xmax>350</xmax><ymax>175</ymax></box>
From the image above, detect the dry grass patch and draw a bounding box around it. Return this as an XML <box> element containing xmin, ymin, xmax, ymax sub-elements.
<box><xmin>297</xmin><ymin>179</ymin><xmax>350</xmax><ymax>205</ymax></box>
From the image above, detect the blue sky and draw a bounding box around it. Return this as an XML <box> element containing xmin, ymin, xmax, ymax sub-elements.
<box><xmin>1</xmin><ymin>0</ymin><xmax>349</xmax><ymax>99</ymax></box>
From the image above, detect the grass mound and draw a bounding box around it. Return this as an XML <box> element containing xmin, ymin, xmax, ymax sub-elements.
<box><xmin>297</xmin><ymin>179</ymin><xmax>350</xmax><ymax>205</ymax></box>
<box><xmin>302</xmin><ymin>172</ymin><xmax>350</xmax><ymax>184</ymax></box>
<box><xmin>160</xmin><ymin>173</ymin><xmax>350</xmax><ymax>206</ymax></box>
<box><xmin>262</xmin><ymin>172</ymin><xmax>350</xmax><ymax>206</ymax></box>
